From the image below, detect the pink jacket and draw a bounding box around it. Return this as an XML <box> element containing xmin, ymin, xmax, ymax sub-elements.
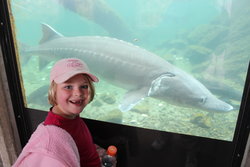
<box><xmin>12</xmin><ymin>123</ymin><xmax>80</xmax><ymax>167</ymax></box>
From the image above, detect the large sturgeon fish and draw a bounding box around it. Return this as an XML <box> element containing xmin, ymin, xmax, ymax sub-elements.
<box><xmin>26</xmin><ymin>24</ymin><xmax>233</xmax><ymax>112</ymax></box>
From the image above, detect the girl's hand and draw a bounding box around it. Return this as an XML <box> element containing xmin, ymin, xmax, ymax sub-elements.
<box><xmin>95</xmin><ymin>144</ymin><xmax>117</xmax><ymax>167</ymax></box>
<box><xmin>96</xmin><ymin>144</ymin><xmax>106</xmax><ymax>158</ymax></box>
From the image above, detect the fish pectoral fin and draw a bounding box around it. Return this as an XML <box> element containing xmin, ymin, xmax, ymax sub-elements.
<box><xmin>119</xmin><ymin>87</ymin><xmax>149</xmax><ymax>112</ymax></box>
<box><xmin>38</xmin><ymin>56</ymin><xmax>51</xmax><ymax>71</ymax></box>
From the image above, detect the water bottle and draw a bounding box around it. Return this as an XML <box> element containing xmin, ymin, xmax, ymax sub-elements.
<box><xmin>102</xmin><ymin>145</ymin><xmax>117</xmax><ymax>167</ymax></box>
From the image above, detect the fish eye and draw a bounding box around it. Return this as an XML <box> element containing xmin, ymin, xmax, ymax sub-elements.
<box><xmin>199</xmin><ymin>97</ymin><xmax>207</xmax><ymax>104</ymax></box>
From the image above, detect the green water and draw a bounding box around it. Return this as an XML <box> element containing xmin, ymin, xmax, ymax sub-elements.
<box><xmin>11</xmin><ymin>0</ymin><xmax>249</xmax><ymax>141</ymax></box>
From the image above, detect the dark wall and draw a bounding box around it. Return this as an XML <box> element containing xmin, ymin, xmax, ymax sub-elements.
<box><xmin>27</xmin><ymin>108</ymin><xmax>234</xmax><ymax>167</ymax></box>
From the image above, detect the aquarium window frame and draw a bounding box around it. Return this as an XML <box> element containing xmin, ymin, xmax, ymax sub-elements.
<box><xmin>0</xmin><ymin>0</ymin><xmax>31</xmax><ymax>146</ymax></box>
<box><xmin>1</xmin><ymin>0</ymin><xmax>250</xmax><ymax>166</ymax></box>
<box><xmin>231</xmin><ymin>62</ymin><xmax>250</xmax><ymax>166</ymax></box>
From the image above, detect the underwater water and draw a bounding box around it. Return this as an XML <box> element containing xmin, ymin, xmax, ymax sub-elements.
<box><xmin>10</xmin><ymin>0</ymin><xmax>250</xmax><ymax>141</ymax></box>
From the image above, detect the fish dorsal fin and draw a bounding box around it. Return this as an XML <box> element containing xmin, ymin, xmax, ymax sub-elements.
<box><xmin>39</xmin><ymin>23</ymin><xmax>63</xmax><ymax>44</ymax></box>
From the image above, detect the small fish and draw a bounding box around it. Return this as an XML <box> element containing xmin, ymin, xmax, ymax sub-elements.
<box><xmin>56</xmin><ymin>0</ymin><xmax>132</xmax><ymax>41</ymax></box>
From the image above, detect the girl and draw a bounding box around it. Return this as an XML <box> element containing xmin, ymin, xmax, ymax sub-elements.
<box><xmin>13</xmin><ymin>58</ymin><xmax>104</xmax><ymax>167</ymax></box>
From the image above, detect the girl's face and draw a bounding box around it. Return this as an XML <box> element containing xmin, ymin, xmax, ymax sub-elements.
<box><xmin>53</xmin><ymin>74</ymin><xmax>91</xmax><ymax>119</ymax></box>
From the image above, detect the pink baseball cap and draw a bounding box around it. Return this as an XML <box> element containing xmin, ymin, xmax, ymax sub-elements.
<box><xmin>50</xmin><ymin>58</ymin><xmax>99</xmax><ymax>84</ymax></box>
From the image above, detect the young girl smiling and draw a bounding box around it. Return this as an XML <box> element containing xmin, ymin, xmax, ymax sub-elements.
<box><xmin>13</xmin><ymin>58</ymin><xmax>104</xmax><ymax>167</ymax></box>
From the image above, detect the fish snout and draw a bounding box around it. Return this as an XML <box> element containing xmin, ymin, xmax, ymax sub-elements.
<box><xmin>204</xmin><ymin>98</ymin><xmax>234</xmax><ymax>113</ymax></box>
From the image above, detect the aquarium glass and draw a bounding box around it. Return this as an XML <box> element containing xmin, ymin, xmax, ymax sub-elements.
<box><xmin>9</xmin><ymin>0</ymin><xmax>249</xmax><ymax>141</ymax></box>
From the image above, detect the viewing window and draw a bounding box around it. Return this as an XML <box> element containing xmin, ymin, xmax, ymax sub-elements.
<box><xmin>10</xmin><ymin>0</ymin><xmax>248</xmax><ymax>141</ymax></box>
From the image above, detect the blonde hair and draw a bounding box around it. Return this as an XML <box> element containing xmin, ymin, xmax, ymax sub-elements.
<box><xmin>48</xmin><ymin>75</ymin><xmax>96</xmax><ymax>106</ymax></box>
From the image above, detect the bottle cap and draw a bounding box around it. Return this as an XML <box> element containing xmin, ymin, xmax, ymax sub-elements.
<box><xmin>107</xmin><ymin>145</ymin><xmax>117</xmax><ymax>156</ymax></box>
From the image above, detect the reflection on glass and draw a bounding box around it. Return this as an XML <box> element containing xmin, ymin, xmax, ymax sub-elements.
<box><xmin>10</xmin><ymin>0</ymin><xmax>248</xmax><ymax>141</ymax></box>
